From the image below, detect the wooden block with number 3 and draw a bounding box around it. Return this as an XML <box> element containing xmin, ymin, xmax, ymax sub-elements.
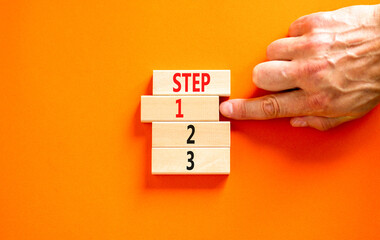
<box><xmin>152</xmin><ymin>148</ymin><xmax>230</xmax><ymax>174</ymax></box>
<box><xmin>141</xmin><ymin>96</ymin><xmax>219</xmax><ymax>122</ymax></box>
<box><xmin>152</xmin><ymin>122</ymin><xmax>230</xmax><ymax>147</ymax></box>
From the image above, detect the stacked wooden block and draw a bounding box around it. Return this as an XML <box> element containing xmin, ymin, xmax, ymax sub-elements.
<box><xmin>141</xmin><ymin>70</ymin><xmax>231</xmax><ymax>174</ymax></box>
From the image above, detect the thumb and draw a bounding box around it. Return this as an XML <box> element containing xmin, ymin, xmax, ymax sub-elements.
<box><xmin>290</xmin><ymin>116</ymin><xmax>355</xmax><ymax>131</ymax></box>
<box><xmin>219</xmin><ymin>98</ymin><xmax>276</xmax><ymax>120</ymax></box>
<box><xmin>219</xmin><ymin>91</ymin><xmax>309</xmax><ymax>120</ymax></box>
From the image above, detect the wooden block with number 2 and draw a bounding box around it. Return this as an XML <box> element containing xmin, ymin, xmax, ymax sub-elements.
<box><xmin>152</xmin><ymin>122</ymin><xmax>230</xmax><ymax>147</ymax></box>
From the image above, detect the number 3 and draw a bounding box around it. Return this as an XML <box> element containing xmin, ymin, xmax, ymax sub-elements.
<box><xmin>187</xmin><ymin>151</ymin><xmax>194</xmax><ymax>170</ymax></box>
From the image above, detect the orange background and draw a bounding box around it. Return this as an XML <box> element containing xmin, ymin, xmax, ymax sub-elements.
<box><xmin>1</xmin><ymin>0</ymin><xmax>380</xmax><ymax>239</ymax></box>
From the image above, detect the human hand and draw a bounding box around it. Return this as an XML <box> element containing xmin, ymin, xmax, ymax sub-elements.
<box><xmin>220</xmin><ymin>5</ymin><xmax>380</xmax><ymax>130</ymax></box>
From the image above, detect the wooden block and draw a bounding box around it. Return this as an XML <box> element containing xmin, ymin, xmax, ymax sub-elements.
<box><xmin>153</xmin><ymin>70</ymin><xmax>230</xmax><ymax>96</ymax></box>
<box><xmin>141</xmin><ymin>96</ymin><xmax>219</xmax><ymax>122</ymax></box>
<box><xmin>152</xmin><ymin>148</ymin><xmax>230</xmax><ymax>174</ymax></box>
<box><xmin>152</xmin><ymin>122</ymin><xmax>230</xmax><ymax>147</ymax></box>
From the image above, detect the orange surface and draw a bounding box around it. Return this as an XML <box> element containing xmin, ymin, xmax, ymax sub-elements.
<box><xmin>1</xmin><ymin>0</ymin><xmax>380</xmax><ymax>239</ymax></box>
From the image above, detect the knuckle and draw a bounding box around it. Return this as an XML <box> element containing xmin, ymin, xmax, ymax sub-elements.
<box><xmin>306</xmin><ymin>13</ymin><xmax>329</xmax><ymax>30</ymax></box>
<box><xmin>261</xmin><ymin>95</ymin><xmax>280</xmax><ymax>118</ymax></box>
<box><xmin>307</xmin><ymin>93</ymin><xmax>330</xmax><ymax>112</ymax></box>
<box><xmin>317</xmin><ymin>118</ymin><xmax>333</xmax><ymax>131</ymax></box>
<box><xmin>306</xmin><ymin>35</ymin><xmax>323</xmax><ymax>50</ymax></box>
<box><xmin>304</xmin><ymin>16</ymin><xmax>318</xmax><ymax>30</ymax></box>
<box><xmin>304</xmin><ymin>33</ymin><xmax>334</xmax><ymax>53</ymax></box>
<box><xmin>317</xmin><ymin>12</ymin><xmax>330</xmax><ymax>22</ymax></box>
<box><xmin>239</xmin><ymin>102</ymin><xmax>248</xmax><ymax>119</ymax></box>
<box><xmin>298</xmin><ymin>60</ymin><xmax>328</xmax><ymax>78</ymax></box>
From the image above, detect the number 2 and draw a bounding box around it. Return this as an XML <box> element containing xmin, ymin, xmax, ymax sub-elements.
<box><xmin>187</xmin><ymin>125</ymin><xmax>195</xmax><ymax>144</ymax></box>
<box><xmin>176</xmin><ymin>99</ymin><xmax>184</xmax><ymax>118</ymax></box>
<box><xmin>187</xmin><ymin>151</ymin><xmax>194</xmax><ymax>170</ymax></box>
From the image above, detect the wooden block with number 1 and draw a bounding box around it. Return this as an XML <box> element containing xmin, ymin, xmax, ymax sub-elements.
<box><xmin>141</xmin><ymin>96</ymin><xmax>219</xmax><ymax>122</ymax></box>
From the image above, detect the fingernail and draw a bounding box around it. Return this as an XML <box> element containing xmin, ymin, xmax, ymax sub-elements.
<box><xmin>220</xmin><ymin>102</ymin><xmax>233</xmax><ymax>117</ymax></box>
<box><xmin>292</xmin><ymin>119</ymin><xmax>308</xmax><ymax>127</ymax></box>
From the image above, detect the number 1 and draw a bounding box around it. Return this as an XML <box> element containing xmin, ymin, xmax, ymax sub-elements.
<box><xmin>176</xmin><ymin>99</ymin><xmax>184</xmax><ymax>118</ymax></box>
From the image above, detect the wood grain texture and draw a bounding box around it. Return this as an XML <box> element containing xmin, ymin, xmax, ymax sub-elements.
<box><xmin>153</xmin><ymin>70</ymin><xmax>230</xmax><ymax>96</ymax></box>
<box><xmin>152</xmin><ymin>122</ymin><xmax>230</xmax><ymax>147</ymax></box>
<box><xmin>152</xmin><ymin>148</ymin><xmax>230</xmax><ymax>174</ymax></box>
<box><xmin>141</xmin><ymin>96</ymin><xmax>219</xmax><ymax>122</ymax></box>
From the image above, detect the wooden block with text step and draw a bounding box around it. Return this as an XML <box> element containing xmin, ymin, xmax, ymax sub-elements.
<box><xmin>153</xmin><ymin>70</ymin><xmax>230</xmax><ymax>96</ymax></box>
<box><xmin>141</xmin><ymin>96</ymin><xmax>219</xmax><ymax>122</ymax></box>
<box><xmin>152</xmin><ymin>148</ymin><xmax>230</xmax><ymax>174</ymax></box>
<box><xmin>152</xmin><ymin>122</ymin><xmax>230</xmax><ymax>147</ymax></box>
